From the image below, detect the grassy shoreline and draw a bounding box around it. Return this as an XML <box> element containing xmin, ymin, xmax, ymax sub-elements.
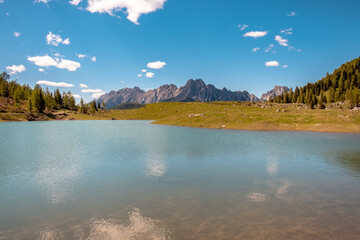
<box><xmin>2</xmin><ymin>102</ymin><xmax>359</xmax><ymax>133</ymax></box>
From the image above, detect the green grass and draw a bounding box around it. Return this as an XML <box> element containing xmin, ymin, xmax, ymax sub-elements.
<box><xmin>66</xmin><ymin>102</ymin><xmax>360</xmax><ymax>133</ymax></box>
<box><xmin>1</xmin><ymin>101</ymin><xmax>359</xmax><ymax>132</ymax></box>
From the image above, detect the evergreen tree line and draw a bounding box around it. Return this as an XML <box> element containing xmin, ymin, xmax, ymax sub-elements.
<box><xmin>0</xmin><ymin>71</ymin><xmax>104</xmax><ymax>113</ymax></box>
<box><xmin>270</xmin><ymin>57</ymin><xmax>360</xmax><ymax>108</ymax></box>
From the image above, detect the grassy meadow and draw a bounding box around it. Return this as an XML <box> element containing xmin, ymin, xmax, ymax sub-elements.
<box><xmin>66</xmin><ymin>102</ymin><xmax>360</xmax><ymax>133</ymax></box>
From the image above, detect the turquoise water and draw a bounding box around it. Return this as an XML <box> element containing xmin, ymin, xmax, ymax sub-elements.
<box><xmin>1</xmin><ymin>120</ymin><xmax>360</xmax><ymax>239</ymax></box>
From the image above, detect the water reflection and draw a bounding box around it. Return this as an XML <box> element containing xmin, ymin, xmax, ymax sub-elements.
<box><xmin>146</xmin><ymin>153</ymin><xmax>166</xmax><ymax>177</ymax></box>
<box><xmin>75</xmin><ymin>208</ymin><xmax>171</xmax><ymax>240</ymax></box>
<box><xmin>329</xmin><ymin>150</ymin><xmax>360</xmax><ymax>177</ymax></box>
<box><xmin>247</xmin><ymin>192</ymin><xmax>266</xmax><ymax>202</ymax></box>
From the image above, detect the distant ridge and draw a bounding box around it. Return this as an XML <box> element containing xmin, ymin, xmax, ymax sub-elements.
<box><xmin>99</xmin><ymin>79</ymin><xmax>259</xmax><ymax>109</ymax></box>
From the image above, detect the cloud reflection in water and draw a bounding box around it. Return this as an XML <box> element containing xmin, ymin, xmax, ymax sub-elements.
<box><xmin>85</xmin><ymin>208</ymin><xmax>171</xmax><ymax>240</ymax></box>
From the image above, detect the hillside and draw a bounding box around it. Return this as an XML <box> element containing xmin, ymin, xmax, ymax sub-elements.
<box><xmin>98</xmin><ymin>79</ymin><xmax>259</xmax><ymax>108</ymax></box>
<box><xmin>271</xmin><ymin>57</ymin><xmax>360</xmax><ymax>108</ymax></box>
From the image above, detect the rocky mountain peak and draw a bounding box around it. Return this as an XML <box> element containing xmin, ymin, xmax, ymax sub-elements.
<box><xmin>260</xmin><ymin>86</ymin><xmax>289</xmax><ymax>102</ymax></box>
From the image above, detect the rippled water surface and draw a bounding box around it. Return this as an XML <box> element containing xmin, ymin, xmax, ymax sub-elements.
<box><xmin>1</xmin><ymin>120</ymin><xmax>360</xmax><ymax>239</ymax></box>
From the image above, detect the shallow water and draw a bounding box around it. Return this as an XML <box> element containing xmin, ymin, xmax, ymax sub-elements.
<box><xmin>0</xmin><ymin>120</ymin><xmax>360</xmax><ymax>239</ymax></box>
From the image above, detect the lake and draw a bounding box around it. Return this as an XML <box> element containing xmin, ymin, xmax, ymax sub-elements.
<box><xmin>1</xmin><ymin>120</ymin><xmax>360</xmax><ymax>239</ymax></box>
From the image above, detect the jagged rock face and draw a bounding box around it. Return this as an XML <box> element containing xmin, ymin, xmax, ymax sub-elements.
<box><xmin>260</xmin><ymin>86</ymin><xmax>289</xmax><ymax>102</ymax></box>
<box><xmin>98</xmin><ymin>79</ymin><xmax>259</xmax><ymax>108</ymax></box>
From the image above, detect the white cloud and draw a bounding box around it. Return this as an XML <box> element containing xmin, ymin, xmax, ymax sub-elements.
<box><xmin>14</xmin><ymin>32</ymin><xmax>21</xmax><ymax>37</ymax></box>
<box><xmin>56</xmin><ymin>59</ymin><xmax>81</xmax><ymax>71</ymax></box>
<box><xmin>238</xmin><ymin>24</ymin><xmax>248</xmax><ymax>31</ymax></box>
<box><xmin>0</xmin><ymin>0</ymin><xmax>4</xmax><ymax>3</ymax></box>
<box><xmin>145</xmin><ymin>72</ymin><xmax>154</xmax><ymax>78</ymax></box>
<box><xmin>147</xmin><ymin>61</ymin><xmax>166</xmax><ymax>69</ymax></box>
<box><xmin>137</xmin><ymin>74</ymin><xmax>142</xmax><ymax>77</ymax></box>
<box><xmin>79</xmin><ymin>83</ymin><xmax>88</xmax><ymax>88</ymax></box>
<box><xmin>287</xmin><ymin>11</ymin><xmax>296</xmax><ymax>17</ymax></box>
<box><xmin>27</xmin><ymin>55</ymin><xmax>58</xmax><ymax>67</ymax></box>
<box><xmin>36</xmin><ymin>80</ymin><xmax>75</xmax><ymax>87</ymax></box>
<box><xmin>120</xmin><ymin>81</ymin><xmax>124</xmax><ymax>83</ymax></box>
<box><xmin>265</xmin><ymin>61</ymin><xmax>280</xmax><ymax>67</ymax></box>
<box><xmin>71</xmin><ymin>94</ymin><xmax>81</xmax><ymax>98</ymax></box>
<box><xmin>69</xmin><ymin>0</ymin><xmax>82</xmax><ymax>6</ymax></box>
<box><xmin>265</xmin><ymin>44</ymin><xmax>274</xmax><ymax>53</ymax></box>
<box><xmin>141</xmin><ymin>69</ymin><xmax>147</xmax><ymax>72</ymax></box>
<box><xmin>243</xmin><ymin>31</ymin><xmax>268</xmax><ymax>39</ymax></box>
<box><xmin>38</xmin><ymin>68</ymin><xmax>45</xmax><ymax>72</ymax></box>
<box><xmin>62</xmin><ymin>38</ymin><xmax>70</xmax><ymax>45</ymax></box>
<box><xmin>28</xmin><ymin>55</ymin><xmax>81</xmax><ymax>71</ymax></box>
<box><xmin>91</xmin><ymin>92</ymin><xmax>105</xmax><ymax>98</ymax></box>
<box><xmin>275</xmin><ymin>35</ymin><xmax>288</xmax><ymax>47</ymax></box>
<box><xmin>46</xmin><ymin>32</ymin><xmax>70</xmax><ymax>46</ymax></box>
<box><xmin>35</xmin><ymin>0</ymin><xmax>49</xmax><ymax>3</ymax></box>
<box><xmin>6</xmin><ymin>65</ymin><xmax>26</xmax><ymax>75</ymax></box>
<box><xmin>81</xmin><ymin>88</ymin><xmax>104</xmax><ymax>93</ymax></box>
<box><xmin>252</xmin><ymin>47</ymin><xmax>260</xmax><ymax>52</ymax></box>
<box><xmin>53</xmin><ymin>53</ymin><xmax>64</xmax><ymax>58</ymax></box>
<box><xmin>282</xmin><ymin>65</ymin><xmax>288</xmax><ymax>68</ymax></box>
<box><xmin>77</xmin><ymin>54</ymin><xmax>96</xmax><ymax>62</ymax></box>
<box><xmin>86</xmin><ymin>0</ymin><xmax>167</xmax><ymax>25</ymax></box>
<box><xmin>281</xmin><ymin>27</ymin><xmax>293</xmax><ymax>35</ymax></box>
<box><xmin>77</xmin><ymin>53</ymin><xmax>87</xmax><ymax>59</ymax></box>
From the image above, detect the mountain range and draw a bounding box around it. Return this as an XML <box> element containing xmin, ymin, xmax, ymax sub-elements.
<box><xmin>98</xmin><ymin>79</ymin><xmax>287</xmax><ymax>109</ymax></box>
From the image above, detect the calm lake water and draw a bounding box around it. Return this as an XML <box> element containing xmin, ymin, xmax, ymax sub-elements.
<box><xmin>1</xmin><ymin>121</ymin><xmax>360</xmax><ymax>239</ymax></box>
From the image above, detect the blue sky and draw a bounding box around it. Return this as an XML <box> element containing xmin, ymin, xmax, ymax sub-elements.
<box><xmin>1</xmin><ymin>0</ymin><xmax>360</xmax><ymax>100</ymax></box>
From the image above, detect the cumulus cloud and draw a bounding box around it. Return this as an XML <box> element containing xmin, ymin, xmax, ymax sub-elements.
<box><xmin>91</xmin><ymin>56</ymin><xmax>97</xmax><ymax>62</ymax></box>
<box><xmin>265</xmin><ymin>61</ymin><xmax>280</xmax><ymax>67</ymax></box>
<box><xmin>14</xmin><ymin>32</ymin><xmax>21</xmax><ymax>37</ymax></box>
<box><xmin>27</xmin><ymin>55</ymin><xmax>58</xmax><ymax>67</ymax></box>
<box><xmin>147</xmin><ymin>61</ymin><xmax>166</xmax><ymax>69</ymax></box>
<box><xmin>38</xmin><ymin>68</ymin><xmax>45</xmax><ymax>72</ymax></box>
<box><xmin>146</xmin><ymin>72</ymin><xmax>154</xmax><ymax>78</ymax></box>
<box><xmin>56</xmin><ymin>59</ymin><xmax>81</xmax><ymax>71</ymax></box>
<box><xmin>243</xmin><ymin>31</ymin><xmax>268</xmax><ymax>38</ymax></box>
<box><xmin>238</xmin><ymin>24</ymin><xmax>248</xmax><ymax>31</ymax></box>
<box><xmin>137</xmin><ymin>74</ymin><xmax>142</xmax><ymax>77</ymax></box>
<box><xmin>275</xmin><ymin>35</ymin><xmax>288</xmax><ymax>47</ymax></box>
<box><xmin>252</xmin><ymin>47</ymin><xmax>260</xmax><ymax>52</ymax></box>
<box><xmin>86</xmin><ymin>0</ymin><xmax>167</xmax><ymax>25</ymax></box>
<box><xmin>46</xmin><ymin>32</ymin><xmax>70</xmax><ymax>46</ymax></box>
<box><xmin>36</xmin><ymin>80</ymin><xmax>75</xmax><ymax>87</ymax></box>
<box><xmin>35</xmin><ymin>0</ymin><xmax>49</xmax><ymax>3</ymax></box>
<box><xmin>79</xmin><ymin>83</ymin><xmax>88</xmax><ymax>88</ymax></box>
<box><xmin>28</xmin><ymin>55</ymin><xmax>81</xmax><ymax>71</ymax></box>
<box><xmin>69</xmin><ymin>0</ymin><xmax>82</xmax><ymax>6</ymax></box>
<box><xmin>6</xmin><ymin>65</ymin><xmax>26</xmax><ymax>74</ymax></box>
<box><xmin>287</xmin><ymin>11</ymin><xmax>296</xmax><ymax>17</ymax></box>
<box><xmin>281</xmin><ymin>27</ymin><xmax>293</xmax><ymax>35</ymax></box>
<box><xmin>141</xmin><ymin>69</ymin><xmax>147</xmax><ymax>72</ymax></box>
<box><xmin>282</xmin><ymin>65</ymin><xmax>288</xmax><ymax>68</ymax></box>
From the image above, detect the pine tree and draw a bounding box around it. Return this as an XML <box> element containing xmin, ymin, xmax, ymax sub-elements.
<box><xmin>54</xmin><ymin>89</ymin><xmax>63</xmax><ymax>107</ymax></box>
<box><xmin>318</xmin><ymin>92</ymin><xmax>325</xmax><ymax>109</ymax></box>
